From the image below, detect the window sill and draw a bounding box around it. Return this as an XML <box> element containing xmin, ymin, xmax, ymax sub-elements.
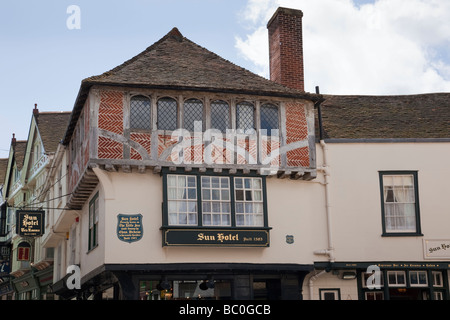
<box><xmin>382</xmin><ymin>232</ymin><xmax>424</xmax><ymax>237</ymax></box>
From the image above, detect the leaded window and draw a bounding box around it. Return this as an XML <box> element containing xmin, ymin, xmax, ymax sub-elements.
<box><xmin>184</xmin><ymin>99</ymin><xmax>203</xmax><ymax>132</ymax></box>
<box><xmin>157</xmin><ymin>97</ymin><xmax>178</xmax><ymax>131</ymax></box>
<box><xmin>130</xmin><ymin>95</ymin><xmax>151</xmax><ymax>130</ymax></box>
<box><xmin>260</xmin><ymin>104</ymin><xmax>279</xmax><ymax>136</ymax></box>
<box><xmin>211</xmin><ymin>100</ymin><xmax>230</xmax><ymax>133</ymax></box>
<box><xmin>236</xmin><ymin>102</ymin><xmax>255</xmax><ymax>132</ymax></box>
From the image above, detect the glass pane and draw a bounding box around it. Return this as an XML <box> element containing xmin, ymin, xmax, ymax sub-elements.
<box><xmin>202</xmin><ymin>177</ymin><xmax>210</xmax><ymax>187</ymax></box>
<box><xmin>168</xmin><ymin>201</ymin><xmax>177</xmax><ymax>213</ymax></box>
<box><xmin>212</xmin><ymin>189</ymin><xmax>220</xmax><ymax>200</ymax></box>
<box><xmin>203</xmin><ymin>214</ymin><xmax>211</xmax><ymax>225</ymax></box>
<box><xmin>236</xmin><ymin>203</ymin><xmax>244</xmax><ymax>213</ymax></box>
<box><xmin>187</xmin><ymin>176</ymin><xmax>196</xmax><ymax>187</ymax></box>
<box><xmin>188</xmin><ymin>202</ymin><xmax>197</xmax><ymax>213</ymax></box>
<box><xmin>236</xmin><ymin>215</ymin><xmax>244</xmax><ymax>225</ymax></box>
<box><xmin>235</xmin><ymin>190</ymin><xmax>244</xmax><ymax>201</ymax></box>
<box><xmin>221</xmin><ymin>190</ymin><xmax>230</xmax><ymax>200</ymax></box>
<box><xmin>260</xmin><ymin>104</ymin><xmax>279</xmax><ymax>136</ymax></box>
<box><xmin>244</xmin><ymin>178</ymin><xmax>251</xmax><ymax>189</ymax></box>
<box><xmin>157</xmin><ymin>97</ymin><xmax>177</xmax><ymax>130</ymax></box>
<box><xmin>130</xmin><ymin>96</ymin><xmax>151</xmax><ymax>130</ymax></box>
<box><xmin>168</xmin><ymin>175</ymin><xmax>177</xmax><ymax>187</ymax></box>
<box><xmin>235</xmin><ymin>178</ymin><xmax>243</xmax><ymax>189</ymax></box>
<box><xmin>184</xmin><ymin>99</ymin><xmax>203</xmax><ymax>132</ymax></box>
<box><xmin>188</xmin><ymin>188</ymin><xmax>196</xmax><ymax>200</ymax></box>
<box><xmin>221</xmin><ymin>178</ymin><xmax>229</xmax><ymax>188</ymax></box>
<box><xmin>211</xmin><ymin>100</ymin><xmax>230</xmax><ymax>133</ymax></box>
<box><xmin>211</xmin><ymin>177</ymin><xmax>220</xmax><ymax>188</ymax></box>
<box><xmin>203</xmin><ymin>202</ymin><xmax>211</xmax><ymax>213</ymax></box>
<box><xmin>202</xmin><ymin>189</ymin><xmax>211</xmax><ymax>200</ymax></box>
<box><xmin>236</xmin><ymin>102</ymin><xmax>254</xmax><ymax>132</ymax></box>
<box><xmin>168</xmin><ymin>187</ymin><xmax>177</xmax><ymax>200</ymax></box>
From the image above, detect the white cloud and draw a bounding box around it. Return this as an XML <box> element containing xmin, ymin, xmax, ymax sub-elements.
<box><xmin>235</xmin><ymin>0</ymin><xmax>450</xmax><ymax>95</ymax></box>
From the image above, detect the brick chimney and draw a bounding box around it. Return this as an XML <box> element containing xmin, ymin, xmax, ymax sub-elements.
<box><xmin>267</xmin><ymin>7</ymin><xmax>304</xmax><ymax>91</ymax></box>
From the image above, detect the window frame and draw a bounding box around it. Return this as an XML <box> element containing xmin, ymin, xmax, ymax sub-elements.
<box><xmin>260</xmin><ymin>103</ymin><xmax>280</xmax><ymax>136</ymax></box>
<box><xmin>130</xmin><ymin>95</ymin><xmax>152</xmax><ymax>131</ymax></box>
<box><xmin>88</xmin><ymin>192</ymin><xmax>99</xmax><ymax>251</ymax></box>
<box><xmin>157</xmin><ymin>97</ymin><xmax>178</xmax><ymax>131</ymax></box>
<box><xmin>162</xmin><ymin>168</ymin><xmax>269</xmax><ymax>229</ymax></box>
<box><xmin>379</xmin><ymin>171</ymin><xmax>422</xmax><ymax>236</ymax></box>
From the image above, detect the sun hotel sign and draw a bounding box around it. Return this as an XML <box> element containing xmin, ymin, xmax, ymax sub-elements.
<box><xmin>16</xmin><ymin>210</ymin><xmax>45</xmax><ymax>237</ymax></box>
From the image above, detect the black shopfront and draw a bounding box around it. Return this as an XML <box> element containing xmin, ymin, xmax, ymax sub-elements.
<box><xmin>54</xmin><ymin>263</ymin><xmax>313</xmax><ymax>300</ymax></box>
<box><xmin>315</xmin><ymin>261</ymin><xmax>450</xmax><ymax>300</ymax></box>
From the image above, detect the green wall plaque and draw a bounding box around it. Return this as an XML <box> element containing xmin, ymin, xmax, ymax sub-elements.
<box><xmin>117</xmin><ymin>214</ymin><xmax>143</xmax><ymax>243</ymax></box>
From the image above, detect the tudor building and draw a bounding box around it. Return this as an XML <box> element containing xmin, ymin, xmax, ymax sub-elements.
<box><xmin>4</xmin><ymin>6</ymin><xmax>449</xmax><ymax>301</ymax></box>
<box><xmin>50</xmin><ymin>8</ymin><xmax>323</xmax><ymax>300</ymax></box>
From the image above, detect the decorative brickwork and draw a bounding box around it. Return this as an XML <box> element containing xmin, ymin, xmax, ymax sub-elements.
<box><xmin>130</xmin><ymin>133</ymin><xmax>151</xmax><ymax>160</ymax></box>
<box><xmin>286</xmin><ymin>102</ymin><xmax>310</xmax><ymax>167</ymax></box>
<box><xmin>98</xmin><ymin>136</ymin><xmax>123</xmax><ymax>159</ymax></box>
<box><xmin>98</xmin><ymin>90</ymin><xmax>124</xmax><ymax>159</ymax></box>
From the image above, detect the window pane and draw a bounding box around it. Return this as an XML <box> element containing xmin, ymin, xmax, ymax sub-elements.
<box><xmin>200</xmin><ymin>176</ymin><xmax>231</xmax><ymax>226</ymax></box>
<box><xmin>382</xmin><ymin>174</ymin><xmax>417</xmax><ymax>232</ymax></box>
<box><xmin>130</xmin><ymin>96</ymin><xmax>151</xmax><ymax>130</ymax></box>
<box><xmin>236</xmin><ymin>102</ymin><xmax>254</xmax><ymax>132</ymax></box>
<box><xmin>157</xmin><ymin>97</ymin><xmax>177</xmax><ymax>130</ymax></box>
<box><xmin>184</xmin><ymin>99</ymin><xmax>203</xmax><ymax>132</ymax></box>
<box><xmin>211</xmin><ymin>100</ymin><xmax>229</xmax><ymax>133</ymax></box>
<box><xmin>234</xmin><ymin>177</ymin><xmax>264</xmax><ymax>227</ymax></box>
<box><xmin>260</xmin><ymin>104</ymin><xmax>279</xmax><ymax>136</ymax></box>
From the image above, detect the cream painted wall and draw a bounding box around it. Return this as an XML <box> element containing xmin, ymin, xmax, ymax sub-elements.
<box><xmin>323</xmin><ymin>142</ymin><xmax>450</xmax><ymax>262</ymax></box>
<box><xmin>79</xmin><ymin>141</ymin><xmax>450</xmax><ymax>278</ymax></box>
<box><xmin>93</xmin><ymin>170</ymin><xmax>328</xmax><ymax>266</ymax></box>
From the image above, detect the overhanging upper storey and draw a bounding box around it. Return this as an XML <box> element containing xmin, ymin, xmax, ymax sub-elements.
<box><xmin>63</xmin><ymin>28</ymin><xmax>320</xmax><ymax>208</ymax></box>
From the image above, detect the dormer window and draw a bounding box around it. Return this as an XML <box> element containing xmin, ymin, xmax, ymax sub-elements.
<box><xmin>130</xmin><ymin>95</ymin><xmax>151</xmax><ymax>130</ymax></box>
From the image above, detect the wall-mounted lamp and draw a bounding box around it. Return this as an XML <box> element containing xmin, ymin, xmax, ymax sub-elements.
<box><xmin>342</xmin><ymin>271</ymin><xmax>357</xmax><ymax>280</ymax></box>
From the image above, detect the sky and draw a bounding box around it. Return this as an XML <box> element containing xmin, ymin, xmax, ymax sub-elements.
<box><xmin>0</xmin><ymin>0</ymin><xmax>449</xmax><ymax>158</ymax></box>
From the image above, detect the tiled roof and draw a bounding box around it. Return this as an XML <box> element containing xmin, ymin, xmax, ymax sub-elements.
<box><xmin>14</xmin><ymin>141</ymin><xmax>27</xmax><ymax>171</ymax></box>
<box><xmin>0</xmin><ymin>158</ymin><xmax>8</xmax><ymax>185</ymax></box>
<box><xmin>37</xmin><ymin>112</ymin><xmax>72</xmax><ymax>153</ymax></box>
<box><xmin>83</xmin><ymin>28</ymin><xmax>308</xmax><ymax>97</ymax></box>
<box><xmin>317</xmin><ymin>93</ymin><xmax>450</xmax><ymax>140</ymax></box>
<box><xmin>63</xmin><ymin>28</ymin><xmax>320</xmax><ymax>145</ymax></box>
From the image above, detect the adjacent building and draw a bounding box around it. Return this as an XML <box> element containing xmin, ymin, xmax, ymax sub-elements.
<box><xmin>1</xmin><ymin>7</ymin><xmax>449</xmax><ymax>300</ymax></box>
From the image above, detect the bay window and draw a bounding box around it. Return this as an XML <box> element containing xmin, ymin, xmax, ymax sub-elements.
<box><xmin>163</xmin><ymin>170</ymin><xmax>268</xmax><ymax>228</ymax></box>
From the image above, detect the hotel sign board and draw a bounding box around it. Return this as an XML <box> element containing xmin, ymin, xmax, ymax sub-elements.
<box><xmin>163</xmin><ymin>228</ymin><xmax>269</xmax><ymax>247</ymax></box>
<box><xmin>16</xmin><ymin>210</ymin><xmax>45</xmax><ymax>237</ymax></box>
<box><xmin>424</xmin><ymin>239</ymin><xmax>450</xmax><ymax>259</ymax></box>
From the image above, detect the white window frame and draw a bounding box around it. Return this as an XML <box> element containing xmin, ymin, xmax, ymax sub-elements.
<box><xmin>387</xmin><ymin>271</ymin><xmax>406</xmax><ymax>287</ymax></box>
<box><xmin>409</xmin><ymin>270</ymin><xmax>428</xmax><ymax>287</ymax></box>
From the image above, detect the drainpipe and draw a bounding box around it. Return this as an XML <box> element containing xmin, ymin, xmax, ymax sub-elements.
<box><xmin>309</xmin><ymin>86</ymin><xmax>335</xmax><ymax>299</ymax></box>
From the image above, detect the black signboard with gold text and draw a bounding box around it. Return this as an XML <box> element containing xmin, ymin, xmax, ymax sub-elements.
<box><xmin>163</xmin><ymin>228</ymin><xmax>270</xmax><ymax>247</ymax></box>
<box><xmin>16</xmin><ymin>210</ymin><xmax>45</xmax><ymax>237</ymax></box>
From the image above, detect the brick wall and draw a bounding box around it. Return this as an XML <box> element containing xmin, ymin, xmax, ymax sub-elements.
<box><xmin>268</xmin><ymin>7</ymin><xmax>304</xmax><ymax>91</ymax></box>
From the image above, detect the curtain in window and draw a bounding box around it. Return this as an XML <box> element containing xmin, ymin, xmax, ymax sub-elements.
<box><xmin>383</xmin><ymin>175</ymin><xmax>416</xmax><ymax>231</ymax></box>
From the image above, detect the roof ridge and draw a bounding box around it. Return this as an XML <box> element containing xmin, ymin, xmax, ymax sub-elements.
<box><xmin>84</xmin><ymin>27</ymin><xmax>185</xmax><ymax>83</ymax></box>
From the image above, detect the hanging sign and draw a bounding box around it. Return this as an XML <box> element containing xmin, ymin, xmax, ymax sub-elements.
<box><xmin>16</xmin><ymin>210</ymin><xmax>45</xmax><ymax>237</ymax></box>
<box><xmin>117</xmin><ymin>214</ymin><xmax>143</xmax><ymax>243</ymax></box>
